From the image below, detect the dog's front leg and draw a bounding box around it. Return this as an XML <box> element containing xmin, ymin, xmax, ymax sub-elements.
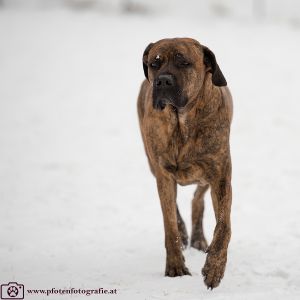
<box><xmin>202</xmin><ymin>171</ymin><xmax>232</xmax><ymax>289</ymax></box>
<box><xmin>156</xmin><ymin>172</ymin><xmax>191</xmax><ymax>277</ymax></box>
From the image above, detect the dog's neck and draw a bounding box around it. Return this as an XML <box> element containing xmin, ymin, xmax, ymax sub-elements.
<box><xmin>177</xmin><ymin>75</ymin><xmax>222</xmax><ymax>133</ymax></box>
<box><xmin>177</xmin><ymin>76</ymin><xmax>222</xmax><ymax>143</ymax></box>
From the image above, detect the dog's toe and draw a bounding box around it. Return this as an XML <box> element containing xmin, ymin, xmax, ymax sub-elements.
<box><xmin>165</xmin><ymin>263</ymin><xmax>191</xmax><ymax>277</ymax></box>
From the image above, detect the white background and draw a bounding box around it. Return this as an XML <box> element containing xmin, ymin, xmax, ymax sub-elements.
<box><xmin>0</xmin><ymin>1</ymin><xmax>300</xmax><ymax>299</ymax></box>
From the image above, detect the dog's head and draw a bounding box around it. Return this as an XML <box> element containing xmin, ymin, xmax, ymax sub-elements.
<box><xmin>142</xmin><ymin>38</ymin><xmax>227</xmax><ymax>110</ymax></box>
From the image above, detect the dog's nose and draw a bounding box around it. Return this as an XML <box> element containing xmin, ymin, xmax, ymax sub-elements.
<box><xmin>156</xmin><ymin>74</ymin><xmax>174</xmax><ymax>87</ymax></box>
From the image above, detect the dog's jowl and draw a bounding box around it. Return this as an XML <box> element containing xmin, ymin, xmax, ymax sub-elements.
<box><xmin>137</xmin><ymin>38</ymin><xmax>233</xmax><ymax>289</ymax></box>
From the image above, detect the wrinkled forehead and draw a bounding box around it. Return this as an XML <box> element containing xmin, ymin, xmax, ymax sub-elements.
<box><xmin>149</xmin><ymin>39</ymin><xmax>203</xmax><ymax>60</ymax></box>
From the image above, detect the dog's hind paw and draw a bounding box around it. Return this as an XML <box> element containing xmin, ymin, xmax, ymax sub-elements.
<box><xmin>191</xmin><ymin>237</ymin><xmax>208</xmax><ymax>252</ymax></box>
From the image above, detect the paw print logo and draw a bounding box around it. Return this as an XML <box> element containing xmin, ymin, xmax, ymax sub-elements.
<box><xmin>1</xmin><ymin>282</ymin><xmax>24</xmax><ymax>299</ymax></box>
<box><xmin>7</xmin><ymin>286</ymin><xmax>18</xmax><ymax>298</ymax></box>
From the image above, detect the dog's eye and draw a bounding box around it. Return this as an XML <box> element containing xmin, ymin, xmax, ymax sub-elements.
<box><xmin>179</xmin><ymin>61</ymin><xmax>190</xmax><ymax>67</ymax></box>
<box><xmin>150</xmin><ymin>60</ymin><xmax>161</xmax><ymax>69</ymax></box>
<box><xmin>175</xmin><ymin>53</ymin><xmax>190</xmax><ymax>68</ymax></box>
<box><xmin>177</xmin><ymin>60</ymin><xmax>191</xmax><ymax>68</ymax></box>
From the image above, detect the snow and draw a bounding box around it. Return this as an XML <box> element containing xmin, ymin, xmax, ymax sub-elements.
<box><xmin>0</xmin><ymin>6</ymin><xmax>300</xmax><ymax>300</ymax></box>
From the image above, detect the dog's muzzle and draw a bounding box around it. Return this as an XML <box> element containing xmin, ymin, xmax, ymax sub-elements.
<box><xmin>153</xmin><ymin>74</ymin><xmax>187</xmax><ymax>110</ymax></box>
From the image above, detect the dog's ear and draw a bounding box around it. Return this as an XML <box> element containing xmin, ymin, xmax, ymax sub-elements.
<box><xmin>143</xmin><ymin>43</ymin><xmax>154</xmax><ymax>81</ymax></box>
<box><xmin>203</xmin><ymin>46</ymin><xmax>227</xmax><ymax>86</ymax></box>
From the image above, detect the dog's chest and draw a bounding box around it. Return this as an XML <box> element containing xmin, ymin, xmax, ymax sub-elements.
<box><xmin>146</xmin><ymin>108</ymin><xmax>206</xmax><ymax>184</ymax></box>
<box><xmin>178</xmin><ymin>113</ymin><xmax>190</xmax><ymax>141</ymax></box>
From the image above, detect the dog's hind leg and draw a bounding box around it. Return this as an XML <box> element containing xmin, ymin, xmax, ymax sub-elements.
<box><xmin>176</xmin><ymin>205</ymin><xmax>188</xmax><ymax>249</ymax></box>
<box><xmin>191</xmin><ymin>184</ymin><xmax>209</xmax><ymax>252</ymax></box>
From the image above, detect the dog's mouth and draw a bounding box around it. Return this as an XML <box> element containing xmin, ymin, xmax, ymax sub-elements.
<box><xmin>153</xmin><ymin>88</ymin><xmax>188</xmax><ymax>111</ymax></box>
<box><xmin>154</xmin><ymin>97</ymin><xmax>173</xmax><ymax>110</ymax></box>
<box><xmin>153</xmin><ymin>95</ymin><xmax>187</xmax><ymax>111</ymax></box>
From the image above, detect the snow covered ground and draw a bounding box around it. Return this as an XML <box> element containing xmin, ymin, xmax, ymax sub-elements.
<box><xmin>0</xmin><ymin>6</ymin><xmax>300</xmax><ymax>300</ymax></box>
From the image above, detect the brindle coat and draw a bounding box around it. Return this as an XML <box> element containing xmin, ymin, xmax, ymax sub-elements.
<box><xmin>137</xmin><ymin>38</ymin><xmax>233</xmax><ymax>289</ymax></box>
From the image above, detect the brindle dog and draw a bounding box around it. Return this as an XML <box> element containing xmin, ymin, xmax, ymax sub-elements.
<box><xmin>137</xmin><ymin>38</ymin><xmax>233</xmax><ymax>289</ymax></box>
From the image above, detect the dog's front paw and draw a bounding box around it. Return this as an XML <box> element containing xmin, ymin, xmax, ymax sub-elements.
<box><xmin>165</xmin><ymin>263</ymin><xmax>191</xmax><ymax>277</ymax></box>
<box><xmin>165</xmin><ymin>255</ymin><xmax>191</xmax><ymax>277</ymax></box>
<box><xmin>202</xmin><ymin>251</ymin><xmax>227</xmax><ymax>289</ymax></box>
